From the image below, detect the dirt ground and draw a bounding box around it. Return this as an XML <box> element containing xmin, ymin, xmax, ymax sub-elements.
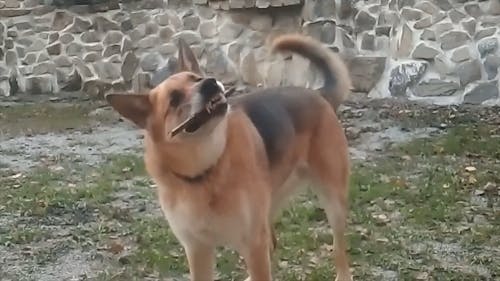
<box><xmin>0</xmin><ymin>93</ymin><xmax>498</xmax><ymax>281</ymax></box>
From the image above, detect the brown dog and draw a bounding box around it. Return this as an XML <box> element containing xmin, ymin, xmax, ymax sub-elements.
<box><xmin>106</xmin><ymin>34</ymin><xmax>353</xmax><ymax>281</ymax></box>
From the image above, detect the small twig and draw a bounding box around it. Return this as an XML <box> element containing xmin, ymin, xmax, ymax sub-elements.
<box><xmin>169</xmin><ymin>87</ymin><xmax>236</xmax><ymax>137</ymax></box>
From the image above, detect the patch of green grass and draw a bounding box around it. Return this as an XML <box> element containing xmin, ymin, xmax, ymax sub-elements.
<box><xmin>0</xmin><ymin>102</ymin><xmax>116</xmax><ymax>136</ymax></box>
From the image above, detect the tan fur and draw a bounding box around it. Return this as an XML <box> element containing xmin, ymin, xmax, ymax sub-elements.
<box><xmin>106</xmin><ymin>34</ymin><xmax>353</xmax><ymax>281</ymax></box>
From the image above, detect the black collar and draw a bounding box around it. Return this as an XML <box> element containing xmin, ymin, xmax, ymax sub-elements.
<box><xmin>171</xmin><ymin>166</ymin><xmax>214</xmax><ymax>184</ymax></box>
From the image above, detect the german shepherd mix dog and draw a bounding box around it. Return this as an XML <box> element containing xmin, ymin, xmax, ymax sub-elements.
<box><xmin>106</xmin><ymin>34</ymin><xmax>353</xmax><ymax>281</ymax></box>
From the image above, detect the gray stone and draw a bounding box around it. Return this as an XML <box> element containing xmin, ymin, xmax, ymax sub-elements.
<box><xmin>52</xmin><ymin>11</ymin><xmax>73</xmax><ymax>31</ymax></box>
<box><xmin>132</xmin><ymin>72</ymin><xmax>151</xmax><ymax>93</ymax></box>
<box><xmin>85</xmin><ymin>44</ymin><xmax>104</xmax><ymax>52</ymax></box>
<box><xmin>74</xmin><ymin>58</ymin><xmax>94</xmax><ymax>79</ymax></box>
<box><xmin>37</xmin><ymin>53</ymin><xmax>50</xmax><ymax>63</ymax></box>
<box><xmin>475</xmin><ymin>27</ymin><xmax>497</xmax><ymax>40</ymax></box>
<box><xmin>83</xmin><ymin>79</ymin><xmax>113</xmax><ymax>98</ymax></box>
<box><xmin>401</xmin><ymin>8</ymin><xmax>423</xmax><ymax>21</ymax></box>
<box><xmin>389</xmin><ymin>61</ymin><xmax>428</xmax><ymax>96</ymax></box>
<box><xmin>464</xmin><ymin>3</ymin><xmax>482</xmax><ymax>18</ymax></box>
<box><xmin>490</xmin><ymin>0</ymin><xmax>500</xmax><ymax>15</ymax></box>
<box><xmin>432</xmin><ymin>11</ymin><xmax>447</xmax><ymax>24</ymax></box>
<box><xmin>60</xmin><ymin>33</ymin><xmax>74</xmax><ymax>44</ymax></box>
<box><xmin>240</xmin><ymin>52</ymin><xmax>262</xmax><ymax>86</ymax></box>
<box><xmin>121</xmin><ymin>52</ymin><xmax>139</xmax><ymax>82</ymax></box>
<box><xmin>5</xmin><ymin>0</ymin><xmax>20</xmax><ymax>8</ymax></box>
<box><xmin>440</xmin><ymin>31</ymin><xmax>470</xmax><ymax>50</ymax></box>
<box><xmin>64</xmin><ymin>17</ymin><xmax>92</xmax><ymax>33</ymax></box>
<box><xmin>103</xmin><ymin>45</ymin><xmax>121</xmax><ymax>57</ymax></box>
<box><xmin>196</xmin><ymin>6</ymin><xmax>216</xmax><ymax>19</ymax></box>
<box><xmin>159</xmin><ymin>27</ymin><xmax>175</xmax><ymax>40</ymax></box>
<box><xmin>0</xmin><ymin>79</ymin><xmax>11</xmax><ymax>96</ymax></box>
<box><xmin>397</xmin><ymin>0</ymin><xmax>415</xmax><ymax>9</ymax></box>
<box><xmin>412</xmin><ymin>43</ymin><xmax>440</xmax><ymax>59</ymax></box>
<box><xmin>183</xmin><ymin>15</ymin><xmax>200</xmax><ymax>31</ymax></box>
<box><xmin>84</xmin><ymin>52</ymin><xmax>102</xmax><ymax>63</ymax></box>
<box><xmin>200</xmin><ymin>21</ymin><xmax>218</xmax><ymax>39</ymax></box>
<box><xmin>347</xmin><ymin>56</ymin><xmax>386</xmax><ymax>92</ymax></box>
<box><xmin>17</xmin><ymin>38</ymin><xmax>33</xmax><ymax>47</ymax></box>
<box><xmin>484</xmin><ymin>55</ymin><xmax>500</xmax><ymax>79</ymax></box>
<box><xmin>376</xmin><ymin>25</ymin><xmax>392</xmax><ymax>36</ymax></box>
<box><xmin>250</xmin><ymin>15</ymin><xmax>272</xmax><ymax>31</ymax></box>
<box><xmin>397</xmin><ymin>23</ymin><xmax>413</xmax><ymax>57</ymax></box>
<box><xmin>6</xmin><ymin>50</ymin><xmax>17</xmax><ymax>66</ymax></box>
<box><xmin>480</xmin><ymin>15</ymin><xmax>500</xmax><ymax>27</ymax></box>
<box><xmin>108</xmin><ymin>55</ymin><xmax>122</xmax><ymax>64</ymax></box>
<box><xmin>93</xmin><ymin>16</ymin><xmax>120</xmax><ymax>32</ymax></box>
<box><xmin>54</xmin><ymin>56</ymin><xmax>73</xmax><ymax>67</ymax></box>
<box><xmin>341</xmin><ymin>30</ymin><xmax>356</xmax><ymax>48</ymax></box>
<box><xmin>138</xmin><ymin>36</ymin><xmax>160</xmax><ymax>49</ymax></box>
<box><xmin>414</xmin><ymin>1</ymin><xmax>439</xmax><ymax>15</ymax></box>
<box><xmin>205</xmin><ymin>45</ymin><xmax>238</xmax><ymax>84</ymax></box>
<box><xmin>378</xmin><ymin>11</ymin><xmax>400</xmax><ymax>26</ymax></box>
<box><xmin>461</xmin><ymin>18</ymin><xmax>476</xmax><ymax>36</ymax></box>
<box><xmin>33</xmin><ymin>62</ymin><xmax>56</xmax><ymax>75</ymax></box>
<box><xmin>26</xmin><ymin>40</ymin><xmax>45</xmax><ymax>53</ymax></box>
<box><xmin>23</xmin><ymin>53</ymin><xmax>37</xmax><ymax>65</ymax></box>
<box><xmin>0</xmin><ymin>9</ymin><xmax>31</xmax><ymax>17</ymax></box>
<box><xmin>448</xmin><ymin>9</ymin><xmax>466</xmax><ymax>23</ymax></box>
<box><xmin>451</xmin><ymin>46</ymin><xmax>472</xmax><ymax>63</ymax></box>
<box><xmin>304</xmin><ymin>20</ymin><xmax>336</xmax><ymax>45</ymax></box>
<box><xmin>158</xmin><ymin>43</ymin><xmax>177</xmax><ymax>56</ymax></box>
<box><xmin>456</xmin><ymin>59</ymin><xmax>482</xmax><ymax>86</ymax></box>
<box><xmin>355</xmin><ymin>11</ymin><xmax>376</xmax><ymax>33</ymax></box>
<box><xmin>339</xmin><ymin>0</ymin><xmax>355</xmax><ymax>19</ymax></box>
<box><xmin>432</xmin><ymin>0</ymin><xmax>452</xmax><ymax>11</ymax></box>
<box><xmin>266</xmin><ymin>59</ymin><xmax>285</xmax><ymax>87</ymax></box>
<box><xmin>172</xmin><ymin>31</ymin><xmax>202</xmax><ymax>45</ymax></box>
<box><xmin>414</xmin><ymin>16</ymin><xmax>432</xmax><ymax>29</ymax></box>
<box><xmin>361</xmin><ymin>33</ymin><xmax>376</xmax><ymax>51</ymax></box>
<box><xmin>478</xmin><ymin>37</ymin><xmax>498</xmax><ymax>58</ymax></box>
<box><xmin>129</xmin><ymin>26</ymin><xmax>147</xmax><ymax>42</ymax></box>
<box><xmin>121</xmin><ymin>37</ymin><xmax>133</xmax><ymax>54</ymax></box>
<box><xmin>464</xmin><ymin>81</ymin><xmax>499</xmax><ymax>104</ymax></box>
<box><xmin>129</xmin><ymin>11</ymin><xmax>151</xmax><ymax>26</ymax></box>
<box><xmin>434</xmin><ymin>22</ymin><xmax>453</xmax><ymax>36</ymax></box>
<box><xmin>228</xmin><ymin>42</ymin><xmax>244</xmax><ymax>65</ymax></box>
<box><xmin>151</xmin><ymin>57</ymin><xmax>178</xmax><ymax>87</ymax></box>
<box><xmin>66</xmin><ymin>42</ymin><xmax>84</xmax><ymax>56</ymax></box>
<box><xmin>81</xmin><ymin>31</ymin><xmax>101</xmax><ymax>43</ymax></box>
<box><xmin>46</xmin><ymin>43</ymin><xmax>62</xmax><ymax>56</ymax></box>
<box><xmin>22</xmin><ymin>75</ymin><xmax>56</xmax><ymax>95</ymax></box>
<box><xmin>93</xmin><ymin>61</ymin><xmax>121</xmax><ymax>81</ymax></box>
<box><xmin>5</xmin><ymin>38</ymin><xmax>14</xmax><ymax>49</ymax></box>
<box><xmin>156</xmin><ymin>13</ymin><xmax>170</xmax><ymax>26</ymax></box>
<box><xmin>61</xmin><ymin>68</ymin><xmax>83</xmax><ymax>91</ymax></box>
<box><xmin>166</xmin><ymin>11</ymin><xmax>183</xmax><ymax>30</ymax></box>
<box><xmin>219</xmin><ymin>22</ymin><xmax>244</xmax><ymax>44</ymax></box>
<box><xmin>140</xmin><ymin>53</ymin><xmax>161</xmax><ymax>72</ymax></box>
<box><xmin>302</xmin><ymin>0</ymin><xmax>336</xmax><ymax>21</ymax></box>
<box><xmin>414</xmin><ymin>79</ymin><xmax>459</xmax><ymax>97</ymax></box>
<box><xmin>49</xmin><ymin>32</ymin><xmax>59</xmax><ymax>44</ymax></box>
<box><xmin>144</xmin><ymin>23</ymin><xmax>159</xmax><ymax>36</ymax></box>
<box><xmin>420</xmin><ymin>29</ymin><xmax>436</xmax><ymax>41</ymax></box>
<box><xmin>7</xmin><ymin>30</ymin><xmax>18</xmax><ymax>38</ymax></box>
<box><xmin>103</xmin><ymin>31</ymin><xmax>123</xmax><ymax>45</ymax></box>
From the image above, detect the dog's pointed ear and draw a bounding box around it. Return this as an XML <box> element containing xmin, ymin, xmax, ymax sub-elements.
<box><xmin>176</xmin><ymin>38</ymin><xmax>202</xmax><ymax>75</ymax></box>
<box><xmin>105</xmin><ymin>93</ymin><xmax>152</xmax><ymax>129</ymax></box>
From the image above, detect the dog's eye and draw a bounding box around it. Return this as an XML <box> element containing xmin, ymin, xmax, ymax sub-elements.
<box><xmin>191</xmin><ymin>74</ymin><xmax>203</xmax><ymax>82</ymax></box>
<box><xmin>170</xmin><ymin>90</ymin><xmax>184</xmax><ymax>107</ymax></box>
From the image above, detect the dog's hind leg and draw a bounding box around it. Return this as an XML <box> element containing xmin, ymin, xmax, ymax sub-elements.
<box><xmin>307</xmin><ymin>114</ymin><xmax>353</xmax><ymax>281</ymax></box>
<box><xmin>241</xmin><ymin>223</ymin><xmax>273</xmax><ymax>281</ymax></box>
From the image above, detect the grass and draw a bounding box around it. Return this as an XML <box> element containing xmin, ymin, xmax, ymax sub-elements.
<box><xmin>1</xmin><ymin>123</ymin><xmax>499</xmax><ymax>280</ymax></box>
<box><xmin>0</xmin><ymin>102</ymin><xmax>115</xmax><ymax>136</ymax></box>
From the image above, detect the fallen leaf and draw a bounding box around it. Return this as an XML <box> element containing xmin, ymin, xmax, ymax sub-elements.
<box><xmin>474</xmin><ymin>189</ymin><xmax>485</xmax><ymax>196</ymax></box>
<box><xmin>10</xmin><ymin>173</ymin><xmax>22</xmax><ymax>179</ymax></box>
<box><xmin>108</xmin><ymin>240</ymin><xmax>125</xmax><ymax>255</ymax></box>
<box><xmin>465</xmin><ymin>166</ymin><xmax>476</xmax><ymax>172</ymax></box>
<box><xmin>416</xmin><ymin>272</ymin><xmax>429</xmax><ymax>280</ymax></box>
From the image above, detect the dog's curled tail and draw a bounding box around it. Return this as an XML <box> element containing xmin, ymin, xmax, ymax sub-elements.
<box><xmin>271</xmin><ymin>34</ymin><xmax>352</xmax><ymax>112</ymax></box>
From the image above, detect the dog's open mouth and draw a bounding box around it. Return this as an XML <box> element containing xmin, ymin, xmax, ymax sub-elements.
<box><xmin>170</xmin><ymin>93</ymin><xmax>229</xmax><ymax>137</ymax></box>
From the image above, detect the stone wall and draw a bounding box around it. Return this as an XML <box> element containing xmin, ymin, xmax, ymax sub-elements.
<box><xmin>0</xmin><ymin>0</ymin><xmax>499</xmax><ymax>106</ymax></box>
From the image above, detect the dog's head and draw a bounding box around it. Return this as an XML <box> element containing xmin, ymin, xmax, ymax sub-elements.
<box><xmin>105</xmin><ymin>39</ymin><xmax>229</xmax><ymax>144</ymax></box>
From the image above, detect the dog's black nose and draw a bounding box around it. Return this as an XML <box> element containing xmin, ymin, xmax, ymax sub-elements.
<box><xmin>199</xmin><ymin>78</ymin><xmax>221</xmax><ymax>100</ymax></box>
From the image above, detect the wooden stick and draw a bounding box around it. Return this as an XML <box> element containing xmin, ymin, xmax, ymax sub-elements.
<box><xmin>169</xmin><ymin>87</ymin><xmax>236</xmax><ymax>137</ymax></box>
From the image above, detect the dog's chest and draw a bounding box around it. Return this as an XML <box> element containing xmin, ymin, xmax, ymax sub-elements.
<box><xmin>157</xmin><ymin>186</ymin><xmax>251</xmax><ymax>247</ymax></box>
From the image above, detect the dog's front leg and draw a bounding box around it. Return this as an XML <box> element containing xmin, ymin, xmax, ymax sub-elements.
<box><xmin>184</xmin><ymin>240</ymin><xmax>215</xmax><ymax>281</ymax></box>
<box><xmin>241</xmin><ymin>224</ymin><xmax>273</xmax><ymax>281</ymax></box>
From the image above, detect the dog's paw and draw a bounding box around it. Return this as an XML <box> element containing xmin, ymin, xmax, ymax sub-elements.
<box><xmin>335</xmin><ymin>275</ymin><xmax>353</xmax><ymax>281</ymax></box>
